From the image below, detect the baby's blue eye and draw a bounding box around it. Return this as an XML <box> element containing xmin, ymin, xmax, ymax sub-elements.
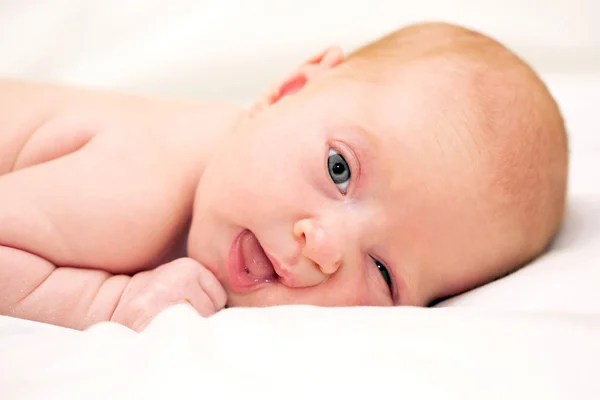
<box><xmin>328</xmin><ymin>149</ymin><xmax>351</xmax><ymax>193</ymax></box>
<box><xmin>373</xmin><ymin>257</ymin><xmax>392</xmax><ymax>288</ymax></box>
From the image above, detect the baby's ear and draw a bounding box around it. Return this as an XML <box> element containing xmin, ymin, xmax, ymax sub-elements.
<box><xmin>250</xmin><ymin>46</ymin><xmax>344</xmax><ymax>115</ymax></box>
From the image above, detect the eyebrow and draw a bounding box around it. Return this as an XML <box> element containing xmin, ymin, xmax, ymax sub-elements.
<box><xmin>353</xmin><ymin>125</ymin><xmax>380</xmax><ymax>160</ymax></box>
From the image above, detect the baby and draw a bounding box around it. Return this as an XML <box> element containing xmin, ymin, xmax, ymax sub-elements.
<box><xmin>0</xmin><ymin>22</ymin><xmax>568</xmax><ymax>331</ymax></box>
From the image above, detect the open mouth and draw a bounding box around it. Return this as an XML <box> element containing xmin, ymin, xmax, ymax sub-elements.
<box><xmin>227</xmin><ymin>229</ymin><xmax>278</xmax><ymax>293</ymax></box>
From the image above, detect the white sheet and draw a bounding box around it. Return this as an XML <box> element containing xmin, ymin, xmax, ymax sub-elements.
<box><xmin>1</xmin><ymin>2</ymin><xmax>599</xmax><ymax>399</ymax></box>
<box><xmin>2</xmin><ymin>305</ymin><xmax>600</xmax><ymax>399</ymax></box>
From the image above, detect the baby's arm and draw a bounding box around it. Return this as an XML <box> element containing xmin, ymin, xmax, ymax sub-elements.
<box><xmin>0</xmin><ymin>246</ymin><xmax>226</xmax><ymax>331</ymax></box>
<box><xmin>0</xmin><ymin>245</ymin><xmax>129</xmax><ymax>329</ymax></box>
<box><xmin>0</xmin><ymin>79</ymin><xmax>226</xmax><ymax>330</ymax></box>
<box><xmin>0</xmin><ymin>79</ymin><xmax>121</xmax><ymax>328</ymax></box>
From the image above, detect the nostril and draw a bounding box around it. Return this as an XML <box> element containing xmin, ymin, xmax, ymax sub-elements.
<box><xmin>297</xmin><ymin>232</ymin><xmax>306</xmax><ymax>247</ymax></box>
<box><xmin>292</xmin><ymin>219</ymin><xmax>309</xmax><ymax>246</ymax></box>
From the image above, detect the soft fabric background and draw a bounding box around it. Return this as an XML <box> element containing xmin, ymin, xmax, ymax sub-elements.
<box><xmin>2</xmin><ymin>0</ymin><xmax>596</xmax><ymax>311</ymax></box>
<box><xmin>0</xmin><ymin>1</ymin><xmax>599</xmax><ymax>399</ymax></box>
<box><xmin>0</xmin><ymin>0</ymin><xmax>598</xmax><ymax>102</ymax></box>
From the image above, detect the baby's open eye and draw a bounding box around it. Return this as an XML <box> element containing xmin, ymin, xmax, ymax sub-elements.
<box><xmin>372</xmin><ymin>257</ymin><xmax>392</xmax><ymax>289</ymax></box>
<box><xmin>327</xmin><ymin>149</ymin><xmax>351</xmax><ymax>194</ymax></box>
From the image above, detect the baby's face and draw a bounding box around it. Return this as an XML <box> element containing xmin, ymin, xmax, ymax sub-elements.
<box><xmin>189</xmin><ymin>66</ymin><xmax>496</xmax><ymax>307</ymax></box>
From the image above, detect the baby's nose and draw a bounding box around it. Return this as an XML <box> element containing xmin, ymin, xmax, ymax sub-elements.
<box><xmin>293</xmin><ymin>219</ymin><xmax>343</xmax><ymax>275</ymax></box>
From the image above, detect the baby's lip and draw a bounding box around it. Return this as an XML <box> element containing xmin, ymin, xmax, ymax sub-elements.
<box><xmin>264</xmin><ymin>251</ymin><xmax>295</xmax><ymax>286</ymax></box>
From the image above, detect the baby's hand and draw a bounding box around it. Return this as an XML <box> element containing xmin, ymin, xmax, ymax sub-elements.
<box><xmin>110</xmin><ymin>258</ymin><xmax>227</xmax><ymax>332</ymax></box>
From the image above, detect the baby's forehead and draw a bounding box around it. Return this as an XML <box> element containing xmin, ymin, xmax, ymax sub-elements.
<box><xmin>323</xmin><ymin>60</ymin><xmax>489</xmax><ymax>169</ymax></box>
<box><xmin>346</xmin><ymin>75</ymin><xmax>470</xmax><ymax>145</ymax></box>
<box><xmin>340</xmin><ymin>74</ymin><xmax>488</xmax><ymax>194</ymax></box>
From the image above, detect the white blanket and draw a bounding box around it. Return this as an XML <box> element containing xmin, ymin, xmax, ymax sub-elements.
<box><xmin>2</xmin><ymin>305</ymin><xmax>600</xmax><ymax>399</ymax></box>
<box><xmin>1</xmin><ymin>1</ymin><xmax>599</xmax><ymax>399</ymax></box>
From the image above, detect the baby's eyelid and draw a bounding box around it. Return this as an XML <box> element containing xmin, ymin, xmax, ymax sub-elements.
<box><xmin>370</xmin><ymin>255</ymin><xmax>395</xmax><ymax>298</ymax></box>
<box><xmin>329</xmin><ymin>141</ymin><xmax>361</xmax><ymax>192</ymax></box>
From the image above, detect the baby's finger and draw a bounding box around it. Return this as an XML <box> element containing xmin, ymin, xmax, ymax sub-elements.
<box><xmin>184</xmin><ymin>286</ymin><xmax>217</xmax><ymax>318</ymax></box>
<box><xmin>110</xmin><ymin>297</ymin><xmax>156</xmax><ymax>333</ymax></box>
<box><xmin>195</xmin><ymin>265</ymin><xmax>227</xmax><ymax>311</ymax></box>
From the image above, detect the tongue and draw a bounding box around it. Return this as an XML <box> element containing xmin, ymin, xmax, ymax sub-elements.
<box><xmin>241</xmin><ymin>232</ymin><xmax>276</xmax><ymax>281</ymax></box>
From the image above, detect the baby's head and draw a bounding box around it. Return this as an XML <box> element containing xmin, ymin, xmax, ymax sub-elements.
<box><xmin>188</xmin><ymin>22</ymin><xmax>568</xmax><ymax>308</ymax></box>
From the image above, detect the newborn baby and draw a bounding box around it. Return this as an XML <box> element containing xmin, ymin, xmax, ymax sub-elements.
<box><xmin>0</xmin><ymin>22</ymin><xmax>568</xmax><ymax>331</ymax></box>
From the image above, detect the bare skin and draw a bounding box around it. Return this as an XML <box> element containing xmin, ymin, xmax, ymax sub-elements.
<box><xmin>0</xmin><ymin>23</ymin><xmax>567</xmax><ymax>332</ymax></box>
<box><xmin>0</xmin><ymin>80</ymin><xmax>237</xmax><ymax>330</ymax></box>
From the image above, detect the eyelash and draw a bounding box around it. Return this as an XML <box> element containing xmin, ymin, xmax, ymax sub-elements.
<box><xmin>371</xmin><ymin>256</ymin><xmax>392</xmax><ymax>291</ymax></box>
<box><xmin>326</xmin><ymin>143</ymin><xmax>359</xmax><ymax>195</ymax></box>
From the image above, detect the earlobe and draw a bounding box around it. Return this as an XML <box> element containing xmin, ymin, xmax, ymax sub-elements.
<box><xmin>249</xmin><ymin>46</ymin><xmax>344</xmax><ymax>116</ymax></box>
